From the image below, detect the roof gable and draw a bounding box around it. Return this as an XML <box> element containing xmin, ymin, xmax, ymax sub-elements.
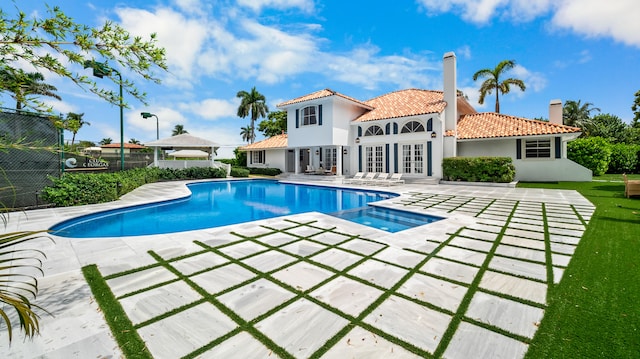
<box><xmin>354</xmin><ymin>89</ymin><xmax>447</xmax><ymax>123</ymax></box>
<box><xmin>277</xmin><ymin>88</ymin><xmax>372</xmax><ymax>109</ymax></box>
<box><xmin>450</xmin><ymin>112</ymin><xmax>581</xmax><ymax>139</ymax></box>
<box><xmin>241</xmin><ymin>133</ymin><xmax>288</xmax><ymax>150</ymax></box>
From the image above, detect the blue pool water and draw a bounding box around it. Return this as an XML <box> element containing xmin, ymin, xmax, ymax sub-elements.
<box><xmin>50</xmin><ymin>180</ymin><xmax>441</xmax><ymax>238</ymax></box>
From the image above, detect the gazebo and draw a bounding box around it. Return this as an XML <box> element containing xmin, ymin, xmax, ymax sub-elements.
<box><xmin>145</xmin><ymin>134</ymin><xmax>229</xmax><ymax>175</ymax></box>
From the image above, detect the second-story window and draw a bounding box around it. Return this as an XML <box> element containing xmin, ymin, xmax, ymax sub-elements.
<box><xmin>302</xmin><ymin>106</ymin><xmax>317</xmax><ymax>126</ymax></box>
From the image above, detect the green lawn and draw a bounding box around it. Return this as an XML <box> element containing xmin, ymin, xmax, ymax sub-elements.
<box><xmin>519</xmin><ymin>179</ymin><xmax>640</xmax><ymax>358</ymax></box>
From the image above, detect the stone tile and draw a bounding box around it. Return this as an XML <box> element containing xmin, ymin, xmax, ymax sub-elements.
<box><xmin>504</xmin><ymin>228</ymin><xmax>545</xmax><ymax>241</ymax></box>
<box><xmin>373</xmin><ymin>247</ymin><xmax>425</xmax><ymax>269</ymax></box>
<box><xmin>459</xmin><ymin>228</ymin><xmax>500</xmax><ymax>241</ymax></box>
<box><xmin>217</xmin><ymin>278</ymin><xmax>296</xmax><ymax>321</ymax></box>
<box><xmin>495</xmin><ymin>245</ymin><xmax>546</xmax><ymax>263</ymax></box>
<box><xmin>217</xmin><ymin>241</ymin><xmax>269</xmax><ymax>259</ymax></box>
<box><xmin>398</xmin><ymin>273</ymin><xmax>467</xmax><ymax>312</ymax></box>
<box><xmin>479</xmin><ymin>271</ymin><xmax>547</xmax><ymax>305</ymax></box>
<box><xmin>364</xmin><ymin>295</ymin><xmax>451</xmax><ymax>354</ymax></box>
<box><xmin>171</xmin><ymin>251</ymin><xmax>229</xmax><ymax>275</ymax></box>
<box><xmin>466</xmin><ymin>292</ymin><xmax>544</xmax><ymax>339</ymax></box>
<box><xmin>489</xmin><ymin>256</ymin><xmax>547</xmax><ymax>281</ymax></box>
<box><xmin>548</xmin><ymin>227</ymin><xmax>584</xmax><ymax>237</ymax></box>
<box><xmin>549</xmin><ymin>234</ymin><xmax>581</xmax><ymax>245</ymax></box>
<box><xmin>255</xmin><ymin>232</ymin><xmax>300</xmax><ymax>246</ymax></box>
<box><xmin>198</xmin><ymin>331</ymin><xmax>273</xmax><ymax>359</ymax></box>
<box><xmin>449</xmin><ymin>237</ymin><xmax>493</xmax><ymax>253</ymax></box>
<box><xmin>465</xmin><ymin>223</ymin><xmax>502</xmax><ymax>233</ymax></box>
<box><xmin>108</xmin><ymin>266</ymin><xmax>177</xmax><ymax>297</ymax></box>
<box><xmin>241</xmin><ymin>250</ymin><xmax>298</xmax><ymax>273</ymax></box>
<box><xmin>323</xmin><ymin>326</ymin><xmax>423</xmax><ymax>358</ymax></box>
<box><xmin>500</xmin><ymin>235</ymin><xmax>546</xmax><ymax>251</ymax></box>
<box><xmin>309</xmin><ymin>231</ymin><xmax>353</xmax><ymax>245</ymax></box>
<box><xmin>311</xmin><ymin>277</ymin><xmax>383</xmax><ymax>317</ymax></box>
<box><xmin>285</xmin><ymin>225</ymin><xmax>324</xmax><ymax>238</ymax></box>
<box><xmin>553</xmin><ymin>266</ymin><xmax>565</xmax><ymax>284</ymax></box>
<box><xmin>443</xmin><ymin>322</ymin><xmax>529</xmax><ymax>359</ymax></box>
<box><xmin>230</xmin><ymin>225</ymin><xmax>275</xmax><ymax>238</ymax></box>
<box><xmin>550</xmin><ymin>242</ymin><xmax>577</xmax><ymax>255</ymax></box>
<box><xmin>437</xmin><ymin>246</ymin><xmax>487</xmax><ymax>266</ymax></box>
<box><xmin>510</xmin><ymin>217</ymin><xmax>544</xmax><ymax>226</ymax></box>
<box><xmin>552</xmin><ymin>253</ymin><xmax>572</xmax><ymax>267</ymax></box>
<box><xmin>256</xmin><ymin>298</ymin><xmax>349</xmax><ymax>358</ymax></box>
<box><xmin>137</xmin><ymin>303</ymin><xmax>236</xmax><ymax>359</ymax></box>
<box><xmin>339</xmin><ymin>238</ymin><xmax>386</xmax><ymax>256</ymax></box>
<box><xmin>191</xmin><ymin>263</ymin><xmax>256</xmax><ymax>294</ymax></box>
<box><xmin>348</xmin><ymin>259</ymin><xmax>409</xmax><ymax>289</ymax></box>
<box><xmin>421</xmin><ymin>257</ymin><xmax>479</xmax><ymax>284</ymax></box>
<box><xmin>119</xmin><ymin>280</ymin><xmax>201</xmax><ymax>325</ymax></box>
<box><xmin>310</xmin><ymin>248</ymin><xmax>364</xmax><ymax>271</ymax></box>
<box><xmin>280</xmin><ymin>239</ymin><xmax>326</xmax><ymax>257</ymax></box>
<box><xmin>409</xmin><ymin>240</ymin><xmax>440</xmax><ymax>254</ymax></box>
<box><xmin>272</xmin><ymin>261</ymin><xmax>334</xmax><ymax>291</ymax></box>
<box><xmin>547</xmin><ymin>221</ymin><xmax>585</xmax><ymax>231</ymax></box>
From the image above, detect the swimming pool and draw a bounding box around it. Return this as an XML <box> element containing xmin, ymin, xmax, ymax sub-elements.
<box><xmin>50</xmin><ymin>180</ymin><xmax>440</xmax><ymax>237</ymax></box>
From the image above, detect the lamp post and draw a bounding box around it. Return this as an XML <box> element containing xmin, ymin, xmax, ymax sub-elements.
<box><xmin>84</xmin><ymin>60</ymin><xmax>124</xmax><ymax>171</ymax></box>
<box><xmin>141</xmin><ymin>112</ymin><xmax>159</xmax><ymax>164</ymax></box>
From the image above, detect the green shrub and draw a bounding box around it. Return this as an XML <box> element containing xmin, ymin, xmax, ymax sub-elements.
<box><xmin>442</xmin><ymin>157</ymin><xmax>515</xmax><ymax>183</ymax></box>
<box><xmin>230</xmin><ymin>167</ymin><xmax>250</xmax><ymax>177</ymax></box>
<box><xmin>41</xmin><ymin>167</ymin><xmax>227</xmax><ymax>207</ymax></box>
<box><xmin>607</xmin><ymin>143</ymin><xmax>640</xmax><ymax>174</ymax></box>
<box><xmin>568</xmin><ymin>137</ymin><xmax>612</xmax><ymax>176</ymax></box>
<box><xmin>248</xmin><ymin>167</ymin><xmax>282</xmax><ymax>176</ymax></box>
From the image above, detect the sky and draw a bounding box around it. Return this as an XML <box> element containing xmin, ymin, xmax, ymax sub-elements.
<box><xmin>6</xmin><ymin>0</ymin><xmax>640</xmax><ymax>158</ymax></box>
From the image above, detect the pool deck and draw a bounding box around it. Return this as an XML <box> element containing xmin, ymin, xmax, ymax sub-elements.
<box><xmin>0</xmin><ymin>178</ymin><xmax>594</xmax><ymax>358</ymax></box>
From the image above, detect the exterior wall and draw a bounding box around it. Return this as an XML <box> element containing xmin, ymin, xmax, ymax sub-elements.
<box><xmin>457</xmin><ymin>138</ymin><xmax>591</xmax><ymax>181</ymax></box>
<box><xmin>246</xmin><ymin>149</ymin><xmax>286</xmax><ymax>171</ymax></box>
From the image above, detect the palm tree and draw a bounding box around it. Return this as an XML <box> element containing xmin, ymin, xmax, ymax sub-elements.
<box><xmin>99</xmin><ymin>137</ymin><xmax>112</xmax><ymax>145</ymax></box>
<box><xmin>240</xmin><ymin>125</ymin><xmax>255</xmax><ymax>144</ymax></box>
<box><xmin>236</xmin><ymin>87</ymin><xmax>268</xmax><ymax>144</ymax></box>
<box><xmin>172</xmin><ymin>124</ymin><xmax>188</xmax><ymax>136</ymax></box>
<box><xmin>0</xmin><ymin>69</ymin><xmax>62</xmax><ymax>110</ymax></box>
<box><xmin>563</xmin><ymin>100</ymin><xmax>600</xmax><ymax>128</ymax></box>
<box><xmin>128</xmin><ymin>138</ymin><xmax>141</xmax><ymax>145</ymax></box>
<box><xmin>472</xmin><ymin>59</ymin><xmax>526</xmax><ymax>113</ymax></box>
<box><xmin>64</xmin><ymin>112</ymin><xmax>90</xmax><ymax>147</ymax></box>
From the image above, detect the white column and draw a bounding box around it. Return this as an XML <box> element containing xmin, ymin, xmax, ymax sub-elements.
<box><xmin>337</xmin><ymin>145</ymin><xmax>343</xmax><ymax>176</ymax></box>
<box><xmin>294</xmin><ymin>148</ymin><xmax>300</xmax><ymax>174</ymax></box>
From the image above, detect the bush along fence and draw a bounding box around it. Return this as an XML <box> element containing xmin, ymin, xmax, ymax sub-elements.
<box><xmin>442</xmin><ymin>157</ymin><xmax>515</xmax><ymax>183</ymax></box>
<box><xmin>568</xmin><ymin>137</ymin><xmax>640</xmax><ymax>176</ymax></box>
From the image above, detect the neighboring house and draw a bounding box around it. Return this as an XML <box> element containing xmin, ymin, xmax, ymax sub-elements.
<box><xmin>241</xmin><ymin>52</ymin><xmax>590</xmax><ymax>182</ymax></box>
<box><xmin>100</xmin><ymin>143</ymin><xmax>147</xmax><ymax>154</ymax></box>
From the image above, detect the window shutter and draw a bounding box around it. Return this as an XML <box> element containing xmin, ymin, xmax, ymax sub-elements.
<box><xmin>249</xmin><ymin>151</ymin><xmax>253</xmax><ymax>164</ymax></box>
<box><xmin>516</xmin><ymin>139</ymin><xmax>522</xmax><ymax>159</ymax></box>
<box><xmin>427</xmin><ymin>118</ymin><xmax>433</xmax><ymax>131</ymax></box>
<box><xmin>318</xmin><ymin>105</ymin><xmax>322</xmax><ymax>125</ymax></box>
<box><xmin>385</xmin><ymin>144</ymin><xmax>390</xmax><ymax>172</ymax></box>
<box><xmin>427</xmin><ymin>141</ymin><xmax>433</xmax><ymax>176</ymax></box>
<box><xmin>358</xmin><ymin>126</ymin><xmax>362</xmax><ymax>137</ymax></box>
<box><xmin>555</xmin><ymin>137</ymin><xmax>561</xmax><ymax>158</ymax></box>
<box><xmin>295</xmin><ymin>109</ymin><xmax>299</xmax><ymax>128</ymax></box>
<box><xmin>394</xmin><ymin>143</ymin><xmax>398</xmax><ymax>173</ymax></box>
<box><xmin>358</xmin><ymin>146</ymin><xmax>362</xmax><ymax>172</ymax></box>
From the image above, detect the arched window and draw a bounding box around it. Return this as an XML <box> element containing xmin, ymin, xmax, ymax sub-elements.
<box><xmin>364</xmin><ymin>125</ymin><xmax>384</xmax><ymax>136</ymax></box>
<box><xmin>401</xmin><ymin>121</ymin><xmax>425</xmax><ymax>133</ymax></box>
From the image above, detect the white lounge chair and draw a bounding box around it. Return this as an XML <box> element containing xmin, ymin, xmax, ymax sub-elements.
<box><xmin>386</xmin><ymin>173</ymin><xmax>405</xmax><ymax>185</ymax></box>
<box><xmin>342</xmin><ymin>172</ymin><xmax>364</xmax><ymax>184</ymax></box>
<box><xmin>361</xmin><ymin>172</ymin><xmax>379</xmax><ymax>184</ymax></box>
<box><xmin>368</xmin><ymin>172</ymin><xmax>389</xmax><ymax>185</ymax></box>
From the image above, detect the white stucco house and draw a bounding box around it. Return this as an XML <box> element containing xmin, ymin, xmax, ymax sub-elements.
<box><xmin>241</xmin><ymin>52</ymin><xmax>591</xmax><ymax>182</ymax></box>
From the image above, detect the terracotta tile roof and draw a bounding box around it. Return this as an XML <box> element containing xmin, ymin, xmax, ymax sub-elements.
<box><xmin>354</xmin><ymin>89</ymin><xmax>447</xmax><ymax>122</ymax></box>
<box><xmin>448</xmin><ymin>112</ymin><xmax>581</xmax><ymax>139</ymax></box>
<box><xmin>240</xmin><ymin>134</ymin><xmax>288</xmax><ymax>150</ymax></box>
<box><xmin>101</xmin><ymin>143</ymin><xmax>146</xmax><ymax>149</ymax></box>
<box><xmin>278</xmin><ymin>88</ymin><xmax>372</xmax><ymax>109</ymax></box>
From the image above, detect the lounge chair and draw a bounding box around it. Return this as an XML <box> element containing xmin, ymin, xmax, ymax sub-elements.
<box><xmin>361</xmin><ymin>172</ymin><xmax>379</xmax><ymax>184</ymax></box>
<box><xmin>367</xmin><ymin>172</ymin><xmax>389</xmax><ymax>185</ymax></box>
<box><xmin>386</xmin><ymin>173</ymin><xmax>405</xmax><ymax>185</ymax></box>
<box><xmin>304</xmin><ymin>165</ymin><xmax>315</xmax><ymax>174</ymax></box>
<box><xmin>623</xmin><ymin>173</ymin><xmax>640</xmax><ymax>198</ymax></box>
<box><xmin>343</xmin><ymin>172</ymin><xmax>364</xmax><ymax>184</ymax></box>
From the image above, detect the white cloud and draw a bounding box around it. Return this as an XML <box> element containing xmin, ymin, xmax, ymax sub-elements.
<box><xmin>456</xmin><ymin>45</ymin><xmax>472</xmax><ymax>59</ymax></box>
<box><xmin>416</xmin><ymin>0</ymin><xmax>640</xmax><ymax>47</ymax></box>
<box><xmin>178</xmin><ymin>98</ymin><xmax>238</xmax><ymax>120</ymax></box>
<box><xmin>511</xmin><ymin>64</ymin><xmax>546</xmax><ymax>92</ymax></box>
<box><xmin>237</xmin><ymin>0</ymin><xmax>315</xmax><ymax>13</ymax></box>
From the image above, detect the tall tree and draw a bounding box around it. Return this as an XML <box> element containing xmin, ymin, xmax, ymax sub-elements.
<box><xmin>584</xmin><ymin>113</ymin><xmax>629</xmax><ymax>143</ymax></box>
<box><xmin>632</xmin><ymin>90</ymin><xmax>640</xmax><ymax>128</ymax></box>
<box><xmin>99</xmin><ymin>137</ymin><xmax>112</xmax><ymax>145</ymax></box>
<box><xmin>0</xmin><ymin>69</ymin><xmax>61</xmax><ymax>109</ymax></box>
<box><xmin>0</xmin><ymin>5</ymin><xmax>167</xmax><ymax>112</ymax></box>
<box><xmin>472</xmin><ymin>59</ymin><xmax>526</xmax><ymax>113</ymax></box>
<box><xmin>63</xmin><ymin>112</ymin><xmax>89</xmax><ymax>147</ymax></box>
<box><xmin>236</xmin><ymin>87</ymin><xmax>268</xmax><ymax>144</ymax></box>
<box><xmin>128</xmin><ymin>138</ymin><xmax>141</xmax><ymax>144</ymax></box>
<box><xmin>563</xmin><ymin>100</ymin><xmax>600</xmax><ymax>128</ymax></box>
<box><xmin>172</xmin><ymin>124</ymin><xmax>188</xmax><ymax>136</ymax></box>
<box><xmin>240</xmin><ymin>125</ymin><xmax>254</xmax><ymax>143</ymax></box>
<box><xmin>258</xmin><ymin>110</ymin><xmax>287</xmax><ymax>137</ymax></box>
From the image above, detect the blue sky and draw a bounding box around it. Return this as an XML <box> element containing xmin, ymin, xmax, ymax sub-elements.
<box><xmin>7</xmin><ymin>0</ymin><xmax>640</xmax><ymax>158</ymax></box>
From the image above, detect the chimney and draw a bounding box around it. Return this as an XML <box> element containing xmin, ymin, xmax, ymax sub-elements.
<box><xmin>549</xmin><ymin>99</ymin><xmax>563</xmax><ymax>125</ymax></box>
<box><xmin>443</xmin><ymin>52</ymin><xmax>457</xmax><ymax>133</ymax></box>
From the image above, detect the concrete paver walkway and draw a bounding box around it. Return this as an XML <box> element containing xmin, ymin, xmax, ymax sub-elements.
<box><xmin>0</xmin><ymin>180</ymin><xmax>594</xmax><ymax>358</ymax></box>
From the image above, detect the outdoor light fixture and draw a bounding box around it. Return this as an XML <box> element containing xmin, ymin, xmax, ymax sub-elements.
<box><xmin>343</xmin><ymin>148</ymin><xmax>348</xmax><ymax>155</ymax></box>
<box><xmin>315</xmin><ymin>150</ymin><xmax>320</xmax><ymax>155</ymax></box>
<box><xmin>355</xmin><ymin>137</ymin><xmax>360</xmax><ymax>144</ymax></box>
<box><xmin>85</xmin><ymin>60</ymin><xmax>124</xmax><ymax>171</ymax></box>
<box><xmin>140</xmin><ymin>112</ymin><xmax>159</xmax><ymax>140</ymax></box>
<box><xmin>431</xmin><ymin>132</ymin><xmax>437</xmax><ymax>138</ymax></box>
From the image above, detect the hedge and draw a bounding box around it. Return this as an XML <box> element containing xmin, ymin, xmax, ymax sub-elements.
<box><xmin>442</xmin><ymin>157</ymin><xmax>515</xmax><ymax>183</ymax></box>
<box><xmin>567</xmin><ymin>137</ymin><xmax>612</xmax><ymax>176</ymax></box>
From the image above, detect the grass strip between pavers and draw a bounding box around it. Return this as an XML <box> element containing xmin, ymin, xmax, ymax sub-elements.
<box><xmin>82</xmin><ymin>264</ymin><xmax>152</xmax><ymax>359</ymax></box>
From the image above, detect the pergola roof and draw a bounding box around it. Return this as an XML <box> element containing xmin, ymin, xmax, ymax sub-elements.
<box><xmin>145</xmin><ymin>134</ymin><xmax>219</xmax><ymax>149</ymax></box>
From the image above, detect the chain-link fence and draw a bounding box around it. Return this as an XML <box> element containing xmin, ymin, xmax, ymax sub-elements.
<box><xmin>0</xmin><ymin>108</ymin><xmax>61</xmax><ymax>210</ymax></box>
